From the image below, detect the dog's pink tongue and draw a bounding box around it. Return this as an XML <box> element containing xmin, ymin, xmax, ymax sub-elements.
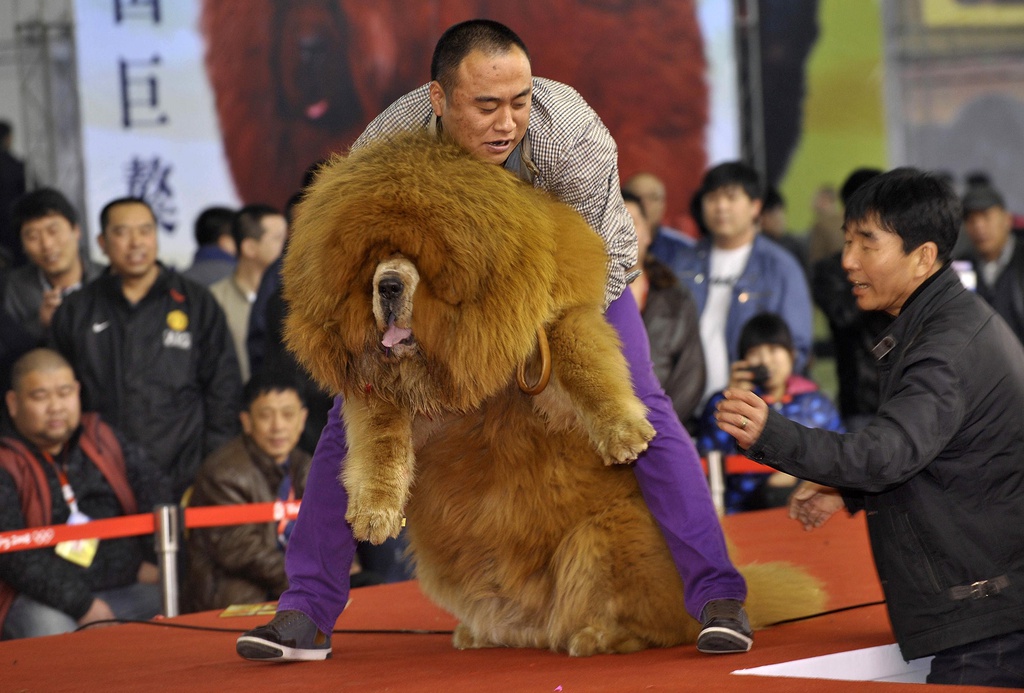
<box><xmin>382</xmin><ymin>323</ymin><xmax>412</xmax><ymax>348</ymax></box>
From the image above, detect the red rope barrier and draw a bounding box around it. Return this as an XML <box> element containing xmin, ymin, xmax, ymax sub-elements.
<box><xmin>0</xmin><ymin>500</ymin><xmax>302</xmax><ymax>554</ymax></box>
<box><xmin>700</xmin><ymin>455</ymin><xmax>775</xmax><ymax>475</ymax></box>
<box><xmin>1</xmin><ymin>461</ymin><xmax>771</xmax><ymax>554</ymax></box>
<box><xmin>185</xmin><ymin>500</ymin><xmax>302</xmax><ymax>529</ymax></box>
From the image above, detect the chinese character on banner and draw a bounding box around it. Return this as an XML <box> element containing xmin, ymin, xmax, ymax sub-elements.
<box><xmin>113</xmin><ymin>0</ymin><xmax>161</xmax><ymax>23</ymax></box>
<box><xmin>119</xmin><ymin>56</ymin><xmax>169</xmax><ymax>128</ymax></box>
<box><xmin>126</xmin><ymin>156</ymin><xmax>177</xmax><ymax>234</ymax></box>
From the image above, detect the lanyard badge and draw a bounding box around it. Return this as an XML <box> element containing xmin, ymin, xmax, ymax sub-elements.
<box><xmin>54</xmin><ymin>509</ymin><xmax>99</xmax><ymax>568</ymax></box>
<box><xmin>43</xmin><ymin>452</ymin><xmax>99</xmax><ymax>568</ymax></box>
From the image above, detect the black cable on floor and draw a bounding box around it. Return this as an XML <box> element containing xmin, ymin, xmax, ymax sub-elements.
<box><xmin>76</xmin><ymin>599</ymin><xmax>887</xmax><ymax>635</ymax></box>
<box><xmin>763</xmin><ymin>599</ymin><xmax>887</xmax><ymax>628</ymax></box>
<box><xmin>74</xmin><ymin>619</ymin><xmax>455</xmax><ymax>635</ymax></box>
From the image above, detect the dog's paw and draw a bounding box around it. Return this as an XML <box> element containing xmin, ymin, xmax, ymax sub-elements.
<box><xmin>595</xmin><ymin>415</ymin><xmax>656</xmax><ymax>465</ymax></box>
<box><xmin>567</xmin><ymin>626</ymin><xmax>605</xmax><ymax>657</ymax></box>
<box><xmin>567</xmin><ymin>626</ymin><xmax>646</xmax><ymax>656</ymax></box>
<box><xmin>346</xmin><ymin>504</ymin><xmax>404</xmax><ymax>545</ymax></box>
<box><xmin>452</xmin><ymin>624</ymin><xmax>482</xmax><ymax>650</ymax></box>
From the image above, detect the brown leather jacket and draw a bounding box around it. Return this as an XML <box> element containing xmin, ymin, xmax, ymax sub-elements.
<box><xmin>183</xmin><ymin>435</ymin><xmax>310</xmax><ymax>613</ymax></box>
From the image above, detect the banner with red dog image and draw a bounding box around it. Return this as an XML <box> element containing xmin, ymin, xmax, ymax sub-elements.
<box><xmin>75</xmin><ymin>0</ymin><xmax>741</xmax><ymax>267</ymax></box>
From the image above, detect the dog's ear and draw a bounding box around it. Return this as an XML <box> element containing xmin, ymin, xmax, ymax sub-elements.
<box><xmin>285</xmin><ymin>155</ymin><xmax>364</xmax><ymax>306</ymax></box>
<box><xmin>282</xmin><ymin>153</ymin><xmax>382</xmax><ymax>393</ymax></box>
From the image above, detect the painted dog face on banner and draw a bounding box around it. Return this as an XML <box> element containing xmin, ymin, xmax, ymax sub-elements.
<box><xmin>201</xmin><ymin>0</ymin><xmax>708</xmax><ymax>222</ymax></box>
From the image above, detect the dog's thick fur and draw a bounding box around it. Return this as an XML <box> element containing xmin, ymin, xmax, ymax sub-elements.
<box><xmin>284</xmin><ymin>131</ymin><xmax>824</xmax><ymax>655</ymax></box>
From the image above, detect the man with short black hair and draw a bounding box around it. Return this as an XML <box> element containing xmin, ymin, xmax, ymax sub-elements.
<box><xmin>185</xmin><ymin>374</ymin><xmax>310</xmax><ymax>613</ymax></box>
<box><xmin>50</xmin><ymin>197</ymin><xmax>242</xmax><ymax>499</ymax></box>
<box><xmin>956</xmin><ymin>182</ymin><xmax>1024</xmax><ymax>344</ymax></box>
<box><xmin>183</xmin><ymin>206</ymin><xmax>236</xmax><ymax>286</ymax></box>
<box><xmin>210</xmin><ymin>204</ymin><xmax>287</xmax><ymax>381</ymax></box>
<box><xmin>719</xmin><ymin>168</ymin><xmax>1024</xmax><ymax>688</ymax></box>
<box><xmin>3</xmin><ymin>189</ymin><xmax>104</xmax><ymax>344</ymax></box>
<box><xmin>670</xmin><ymin>162</ymin><xmax>813</xmax><ymax>416</ymax></box>
<box><xmin>0</xmin><ymin>348</ymin><xmax>164</xmax><ymax>639</ymax></box>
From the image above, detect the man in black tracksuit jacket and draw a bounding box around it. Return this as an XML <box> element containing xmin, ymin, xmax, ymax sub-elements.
<box><xmin>717</xmin><ymin>168</ymin><xmax>1024</xmax><ymax>688</ymax></box>
<box><xmin>50</xmin><ymin>198</ymin><xmax>241</xmax><ymax>499</ymax></box>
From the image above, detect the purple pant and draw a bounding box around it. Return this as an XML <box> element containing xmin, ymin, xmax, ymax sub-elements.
<box><xmin>279</xmin><ymin>290</ymin><xmax>746</xmax><ymax>633</ymax></box>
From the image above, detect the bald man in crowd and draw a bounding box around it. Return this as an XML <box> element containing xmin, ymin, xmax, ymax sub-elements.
<box><xmin>0</xmin><ymin>349</ymin><xmax>165</xmax><ymax>639</ymax></box>
<box><xmin>623</xmin><ymin>171</ymin><xmax>696</xmax><ymax>261</ymax></box>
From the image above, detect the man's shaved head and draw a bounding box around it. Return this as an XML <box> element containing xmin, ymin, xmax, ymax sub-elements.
<box><xmin>9</xmin><ymin>348</ymin><xmax>74</xmax><ymax>393</ymax></box>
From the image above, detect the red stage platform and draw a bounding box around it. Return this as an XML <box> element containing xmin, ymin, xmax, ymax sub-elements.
<box><xmin>0</xmin><ymin>509</ymin><xmax>994</xmax><ymax>692</ymax></box>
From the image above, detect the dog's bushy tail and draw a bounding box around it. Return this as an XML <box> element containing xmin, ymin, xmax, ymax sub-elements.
<box><xmin>739</xmin><ymin>561</ymin><xmax>827</xmax><ymax>630</ymax></box>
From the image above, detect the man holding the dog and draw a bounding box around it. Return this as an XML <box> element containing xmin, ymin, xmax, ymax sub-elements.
<box><xmin>238</xmin><ymin>19</ymin><xmax>752</xmax><ymax>661</ymax></box>
<box><xmin>717</xmin><ymin>168</ymin><xmax>1024</xmax><ymax>688</ymax></box>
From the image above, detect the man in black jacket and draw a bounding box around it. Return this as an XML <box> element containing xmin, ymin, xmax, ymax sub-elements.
<box><xmin>957</xmin><ymin>182</ymin><xmax>1024</xmax><ymax>346</ymax></box>
<box><xmin>50</xmin><ymin>198</ymin><xmax>241</xmax><ymax>499</ymax></box>
<box><xmin>810</xmin><ymin>168</ymin><xmax>886</xmax><ymax>432</ymax></box>
<box><xmin>3</xmin><ymin>189</ymin><xmax>105</xmax><ymax>344</ymax></box>
<box><xmin>717</xmin><ymin>168</ymin><xmax>1024</xmax><ymax>688</ymax></box>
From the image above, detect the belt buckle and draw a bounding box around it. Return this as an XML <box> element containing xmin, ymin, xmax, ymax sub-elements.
<box><xmin>969</xmin><ymin>580</ymin><xmax>994</xmax><ymax>599</ymax></box>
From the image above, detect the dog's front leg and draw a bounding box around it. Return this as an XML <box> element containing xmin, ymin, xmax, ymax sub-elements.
<box><xmin>544</xmin><ymin>307</ymin><xmax>655</xmax><ymax>465</ymax></box>
<box><xmin>341</xmin><ymin>395</ymin><xmax>415</xmax><ymax>544</ymax></box>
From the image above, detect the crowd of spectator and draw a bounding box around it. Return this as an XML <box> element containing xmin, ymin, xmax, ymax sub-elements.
<box><xmin>0</xmin><ymin>184</ymin><xmax>413</xmax><ymax>639</ymax></box>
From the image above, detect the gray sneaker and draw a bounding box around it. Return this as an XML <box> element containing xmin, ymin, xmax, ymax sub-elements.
<box><xmin>236</xmin><ymin>610</ymin><xmax>332</xmax><ymax>661</ymax></box>
<box><xmin>696</xmin><ymin>599</ymin><xmax>753</xmax><ymax>654</ymax></box>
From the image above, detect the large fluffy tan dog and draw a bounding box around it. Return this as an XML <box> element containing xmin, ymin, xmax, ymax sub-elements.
<box><xmin>284</xmin><ymin>131</ymin><xmax>824</xmax><ymax>655</ymax></box>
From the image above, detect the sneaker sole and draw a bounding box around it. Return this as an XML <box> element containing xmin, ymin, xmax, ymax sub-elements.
<box><xmin>236</xmin><ymin>635</ymin><xmax>332</xmax><ymax>662</ymax></box>
<box><xmin>696</xmin><ymin>627</ymin><xmax>753</xmax><ymax>654</ymax></box>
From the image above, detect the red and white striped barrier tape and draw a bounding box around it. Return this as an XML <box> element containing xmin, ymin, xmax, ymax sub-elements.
<box><xmin>0</xmin><ymin>500</ymin><xmax>302</xmax><ymax>554</ymax></box>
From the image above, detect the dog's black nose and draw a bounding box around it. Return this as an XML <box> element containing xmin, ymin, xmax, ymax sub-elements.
<box><xmin>378</xmin><ymin>276</ymin><xmax>404</xmax><ymax>301</ymax></box>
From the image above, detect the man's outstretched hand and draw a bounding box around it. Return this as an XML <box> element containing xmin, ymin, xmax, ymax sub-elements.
<box><xmin>788</xmin><ymin>481</ymin><xmax>844</xmax><ymax>531</ymax></box>
<box><xmin>715</xmin><ymin>388</ymin><xmax>768</xmax><ymax>449</ymax></box>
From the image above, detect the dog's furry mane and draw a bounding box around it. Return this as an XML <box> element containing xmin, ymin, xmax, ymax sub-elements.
<box><xmin>283</xmin><ymin>130</ymin><xmax>608</xmax><ymax>414</ymax></box>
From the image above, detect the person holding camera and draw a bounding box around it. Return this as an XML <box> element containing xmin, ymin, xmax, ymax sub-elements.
<box><xmin>697</xmin><ymin>313</ymin><xmax>843</xmax><ymax>512</ymax></box>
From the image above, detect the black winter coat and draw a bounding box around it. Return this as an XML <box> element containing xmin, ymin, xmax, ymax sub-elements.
<box><xmin>957</xmin><ymin>229</ymin><xmax>1024</xmax><ymax>346</ymax></box>
<box><xmin>50</xmin><ymin>266</ymin><xmax>242</xmax><ymax>498</ymax></box>
<box><xmin>641</xmin><ymin>256</ymin><xmax>705</xmax><ymax>424</ymax></box>
<box><xmin>747</xmin><ymin>266</ymin><xmax>1024</xmax><ymax>659</ymax></box>
<box><xmin>811</xmin><ymin>251</ymin><xmax>891</xmax><ymax>421</ymax></box>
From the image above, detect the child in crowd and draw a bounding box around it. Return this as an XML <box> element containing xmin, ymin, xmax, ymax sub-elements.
<box><xmin>698</xmin><ymin>313</ymin><xmax>843</xmax><ymax>512</ymax></box>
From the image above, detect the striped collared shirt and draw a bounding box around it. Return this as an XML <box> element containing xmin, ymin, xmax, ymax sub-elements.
<box><xmin>352</xmin><ymin>78</ymin><xmax>638</xmax><ymax>307</ymax></box>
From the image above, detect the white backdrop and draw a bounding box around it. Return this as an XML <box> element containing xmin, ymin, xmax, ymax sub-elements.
<box><xmin>76</xmin><ymin>0</ymin><xmax>237</xmax><ymax>269</ymax></box>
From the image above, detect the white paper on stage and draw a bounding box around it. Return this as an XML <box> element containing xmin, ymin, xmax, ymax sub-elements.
<box><xmin>732</xmin><ymin>644</ymin><xmax>933</xmax><ymax>684</ymax></box>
